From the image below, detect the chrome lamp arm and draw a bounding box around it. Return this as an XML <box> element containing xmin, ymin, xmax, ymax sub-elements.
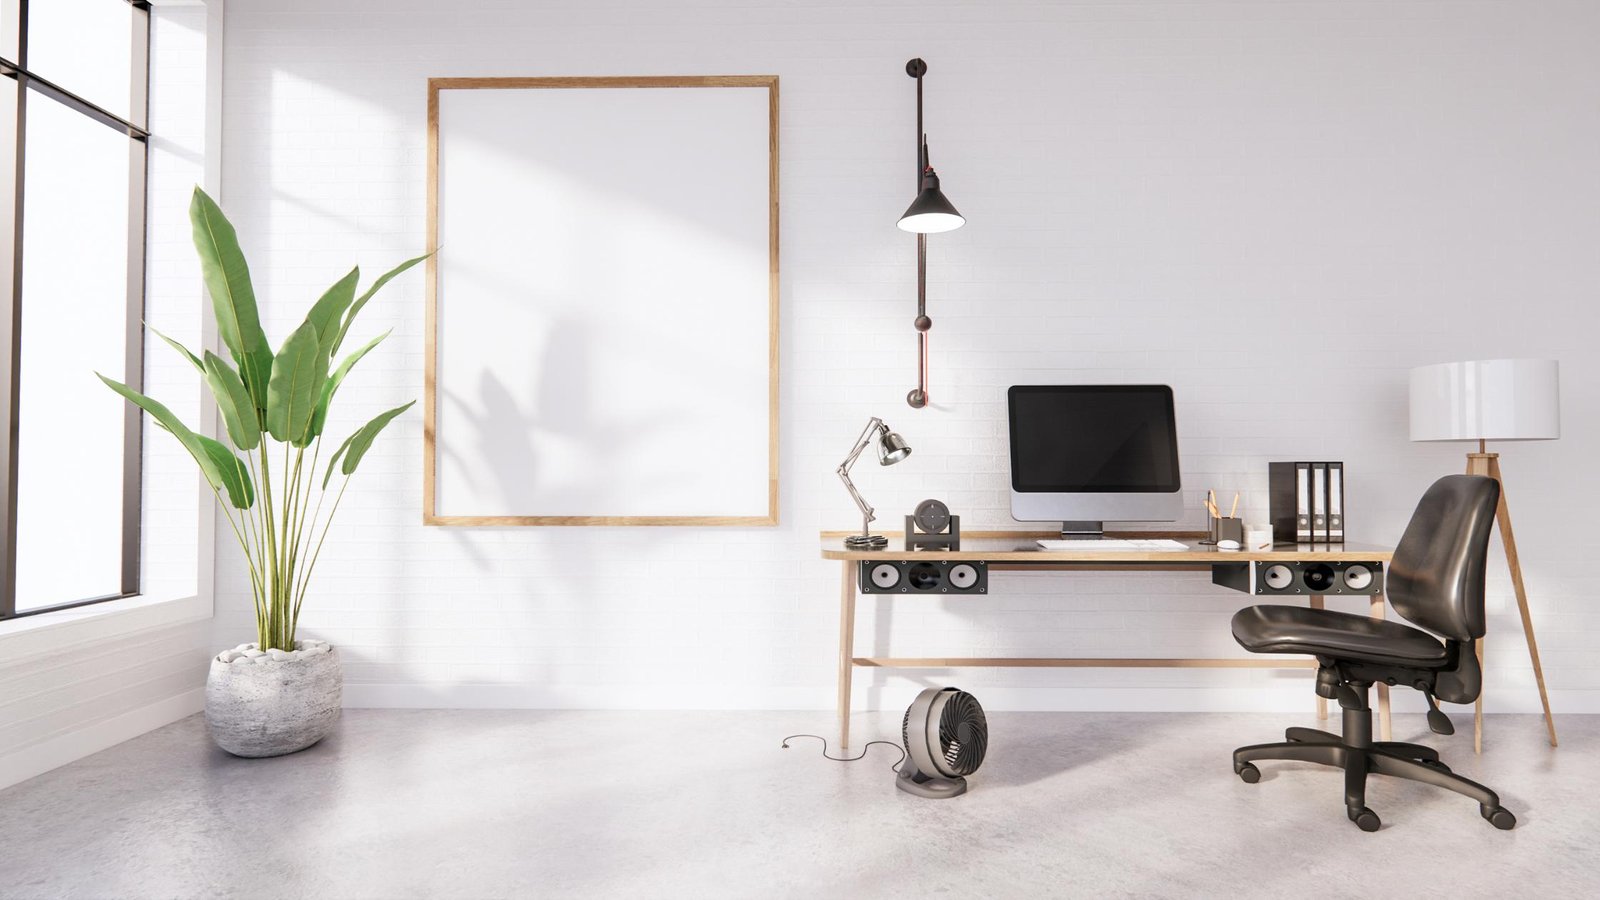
<box><xmin>837</xmin><ymin>417</ymin><xmax>887</xmax><ymax>540</ymax></box>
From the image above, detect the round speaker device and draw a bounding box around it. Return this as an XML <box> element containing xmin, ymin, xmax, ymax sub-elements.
<box><xmin>1302</xmin><ymin>564</ymin><xmax>1336</xmax><ymax>593</ymax></box>
<box><xmin>870</xmin><ymin>564</ymin><xmax>902</xmax><ymax>590</ymax></box>
<box><xmin>948</xmin><ymin>564</ymin><xmax>979</xmax><ymax>589</ymax></box>
<box><xmin>913</xmin><ymin>499</ymin><xmax>951</xmax><ymax>534</ymax></box>
<box><xmin>1262</xmin><ymin>564</ymin><xmax>1294</xmax><ymax>591</ymax></box>
<box><xmin>908</xmin><ymin>562</ymin><xmax>942</xmax><ymax>591</ymax></box>
<box><xmin>1343</xmin><ymin>564</ymin><xmax>1374</xmax><ymax>591</ymax></box>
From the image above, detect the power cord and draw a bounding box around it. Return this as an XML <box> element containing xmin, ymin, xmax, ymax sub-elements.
<box><xmin>781</xmin><ymin>734</ymin><xmax>905</xmax><ymax>772</ymax></box>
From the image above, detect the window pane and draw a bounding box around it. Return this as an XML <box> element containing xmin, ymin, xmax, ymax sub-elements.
<box><xmin>26</xmin><ymin>0</ymin><xmax>139</xmax><ymax>123</ymax></box>
<box><xmin>1</xmin><ymin>0</ymin><xmax>19</xmax><ymax>61</ymax></box>
<box><xmin>14</xmin><ymin>93</ymin><xmax>132</xmax><ymax>611</ymax></box>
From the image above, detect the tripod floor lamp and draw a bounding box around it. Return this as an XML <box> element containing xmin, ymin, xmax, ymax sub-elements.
<box><xmin>1410</xmin><ymin>358</ymin><xmax>1559</xmax><ymax>751</ymax></box>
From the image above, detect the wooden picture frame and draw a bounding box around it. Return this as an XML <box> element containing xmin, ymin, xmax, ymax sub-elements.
<box><xmin>424</xmin><ymin>76</ymin><xmax>779</xmax><ymax>526</ymax></box>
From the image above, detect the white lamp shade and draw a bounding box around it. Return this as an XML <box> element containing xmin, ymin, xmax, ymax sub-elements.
<box><xmin>1409</xmin><ymin>359</ymin><xmax>1560</xmax><ymax>442</ymax></box>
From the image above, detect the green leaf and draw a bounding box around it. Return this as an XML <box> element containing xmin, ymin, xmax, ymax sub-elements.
<box><xmin>325</xmin><ymin>400</ymin><xmax>414</xmax><ymax>488</ymax></box>
<box><xmin>197</xmin><ymin>435</ymin><xmax>255</xmax><ymax>509</ymax></box>
<box><xmin>305</xmin><ymin>266</ymin><xmax>360</xmax><ymax>357</ymax></box>
<box><xmin>308</xmin><ymin>329</ymin><xmax>390</xmax><ymax>439</ymax></box>
<box><xmin>148</xmin><ymin>324</ymin><xmax>203</xmax><ymax>373</ymax></box>
<box><xmin>190</xmin><ymin>187</ymin><xmax>273</xmax><ymax>411</ymax></box>
<box><xmin>202</xmin><ymin>351</ymin><xmax>261</xmax><ymax>451</ymax></box>
<box><xmin>98</xmin><ymin>373</ymin><xmax>227</xmax><ymax>497</ymax></box>
<box><xmin>265</xmin><ymin>320</ymin><xmax>329</xmax><ymax>447</ymax></box>
<box><xmin>323</xmin><ymin>433</ymin><xmax>355</xmax><ymax>490</ymax></box>
<box><xmin>332</xmin><ymin>251</ymin><xmax>432</xmax><ymax>355</ymax></box>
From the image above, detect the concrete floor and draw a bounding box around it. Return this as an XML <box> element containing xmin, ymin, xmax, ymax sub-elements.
<box><xmin>1</xmin><ymin>710</ymin><xmax>1596</xmax><ymax>899</ymax></box>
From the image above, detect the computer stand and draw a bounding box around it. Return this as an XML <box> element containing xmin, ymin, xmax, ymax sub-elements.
<box><xmin>1059</xmin><ymin>521</ymin><xmax>1104</xmax><ymax>539</ymax></box>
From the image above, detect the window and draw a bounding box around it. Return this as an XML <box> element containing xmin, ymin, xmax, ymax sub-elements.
<box><xmin>0</xmin><ymin>0</ymin><xmax>149</xmax><ymax>619</ymax></box>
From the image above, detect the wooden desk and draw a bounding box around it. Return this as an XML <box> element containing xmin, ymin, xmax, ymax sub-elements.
<box><xmin>822</xmin><ymin>531</ymin><xmax>1396</xmax><ymax>748</ymax></box>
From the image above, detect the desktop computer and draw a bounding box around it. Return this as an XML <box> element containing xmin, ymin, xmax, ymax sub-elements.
<box><xmin>1007</xmin><ymin>385</ymin><xmax>1183</xmax><ymax>536</ymax></box>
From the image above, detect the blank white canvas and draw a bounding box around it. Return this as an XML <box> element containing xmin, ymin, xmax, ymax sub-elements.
<box><xmin>433</xmin><ymin>85</ymin><xmax>773</xmax><ymax>520</ymax></box>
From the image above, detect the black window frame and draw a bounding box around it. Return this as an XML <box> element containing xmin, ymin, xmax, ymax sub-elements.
<box><xmin>0</xmin><ymin>0</ymin><xmax>151</xmax><ymax>620</ymax></box>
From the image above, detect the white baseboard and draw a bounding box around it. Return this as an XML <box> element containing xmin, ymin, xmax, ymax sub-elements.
<box><xmin>341</xmin><ymin>682</ymin><xmax>1600</xmax><ymax>715</ymax></box>
<box><xmin>0</xmin><ymin>688</ymin><xmax>205</xmax><ymax>791</ymax></box>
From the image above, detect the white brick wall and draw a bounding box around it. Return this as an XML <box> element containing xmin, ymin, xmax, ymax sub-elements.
<box><xmin>215</xmin><ymin>0</ymin><xmax>1600</xmax><ymax>714</ymax></box>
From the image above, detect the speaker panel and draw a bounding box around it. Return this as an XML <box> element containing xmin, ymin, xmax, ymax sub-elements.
<box><xmin>1213</xmin><ymin>560</ymin><xmax>1384</xmax><ymax>596</ymax></box>
<box><xmin>859</xmin><ymin>560</ymin><xmax>987</xmax><ymax>594</ymax></box>
<box><xmin>1252</xmin><ymin>560</ymin><xmax>1383</xmax><ymax>596</ymax></box>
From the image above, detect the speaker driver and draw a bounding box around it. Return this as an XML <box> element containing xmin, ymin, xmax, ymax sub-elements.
<box><xmin>907</xmin><ymin>562</ymin><xmax>942</xmax><ymax>591</ymax></box>
<box><xmin>948</xmin><ymin>564</ymin><xmax>978</xmax><ymax>589</ymax></box>
<box><xmin>1343</xmin><ymin>564</ymin><xmax>1373</xmax><ymax>591</ymax></box>
<box><xmin>870</xmin><ymin>564</ymin><xmax>902</xmax><ymax>589</ymax></box>
<box><xmin>1302</xmin><ymin>563</ymin><xmax>1336</xmax><ymax>593</ymax></box>
<box><xmin>1262</xmin><ymin>564</ymin><xmax>1294</xmax><ymax>590</ymax></box>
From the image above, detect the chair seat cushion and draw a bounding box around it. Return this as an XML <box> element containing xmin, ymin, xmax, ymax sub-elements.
<box><xmin>1232</xmin><ymin>605</ymin><xmax>1448</xmax><ymax>667</ymax></box>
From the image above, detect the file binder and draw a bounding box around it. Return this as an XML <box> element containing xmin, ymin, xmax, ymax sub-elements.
<box><xmin>1327</xmin><ymin>462</ymin><xmax>1345</xmax><ymax>542</ymax></box>
<box><xmin>1268</xmin><ymin>462</ymin><xmax>1313</xmax><ymax>543</ymax></box>
<box><xmin>1311</xmin><ymin>463</ymin><xmax>1327</xmax><ymax>539</ymax></box>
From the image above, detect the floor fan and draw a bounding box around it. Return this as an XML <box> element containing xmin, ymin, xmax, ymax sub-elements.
<box><xmin>897</xmin><ymin>687</ymin><xmax>988</xmax><ymax>798</ymax></box>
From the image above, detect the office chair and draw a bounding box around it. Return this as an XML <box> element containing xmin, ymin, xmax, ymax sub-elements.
<box><xmin>1230</xmin><ymin>474</ymin><xmax>1516</xmax><ymax>832</ymax></box>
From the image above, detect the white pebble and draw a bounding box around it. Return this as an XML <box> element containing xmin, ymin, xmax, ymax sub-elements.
<box><xmin>242</xmin><ymin>649</ymin><xmax>265</xmax><ymax>658</ymax></box>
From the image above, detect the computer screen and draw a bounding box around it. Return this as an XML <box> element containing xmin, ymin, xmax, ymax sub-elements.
<box><xmin>1008</xmin><ymin>385</ymin><xmax>1181</xmax><ymax>493</ymax></box>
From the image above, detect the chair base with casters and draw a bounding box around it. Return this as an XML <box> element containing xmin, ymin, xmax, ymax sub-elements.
<box><xmin>1232</xmin><ymin>660</ymin><xmax>1515</xmax><ymax>832</ymax></box>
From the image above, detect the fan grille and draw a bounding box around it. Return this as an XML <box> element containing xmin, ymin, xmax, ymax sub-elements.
<box><xmin>938</xmin><ymin>690</ymin><xmax>987</xmax><ymax>775</ymax></box>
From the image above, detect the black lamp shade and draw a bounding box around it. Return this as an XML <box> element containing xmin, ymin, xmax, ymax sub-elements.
<box><xmin>897</xmin><ymin>169</ymin><xmax>964</xmax><ymax>234</ymax></box>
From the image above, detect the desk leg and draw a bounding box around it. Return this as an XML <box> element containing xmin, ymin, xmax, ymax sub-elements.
<box><xmin>1371</xmin><ymin>594</ymin><xmax>1392</xmax><ymax>741</ymax></box>
<box><xmin>838</xmin><ymin>561</ymin><xmax>857</xmax><ymax>749</ymax></box>
<box><xmin>1310</xmin><ymin>595</ymin><xmax>1328</xmax><ymax>722</ymax></box>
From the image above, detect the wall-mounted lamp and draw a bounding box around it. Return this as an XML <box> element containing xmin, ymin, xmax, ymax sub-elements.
<box><xmin>836</xmin><ymin>417</ymin><xmax>912</xmax><ymax>548</ymax></box>
<box><xmin>898</xmin><ymin>57</ymin><xmax>963</xmax><ymax>409</ymax></box>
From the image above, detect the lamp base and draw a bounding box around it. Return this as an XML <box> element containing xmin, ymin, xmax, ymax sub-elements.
<box><xmin>844</xmin><ymin>534</ymin><xmax>889</xmax><ymax>549</ymax></box>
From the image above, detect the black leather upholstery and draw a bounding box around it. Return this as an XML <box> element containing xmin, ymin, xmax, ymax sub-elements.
<box><xmin>1386</xmin><ymin>474</ymin><xmax>1499</xmax><ymax>641</ymax></box>
<box><xmin>1232</xmin><ymin>605</ymin><xmax>1448</xmax><ymax>666</ymax></box>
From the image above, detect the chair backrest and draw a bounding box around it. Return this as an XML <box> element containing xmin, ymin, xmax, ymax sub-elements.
<box><xmin>1386</xmin><ymin>474</ymin><xmax>1500</xmax><ymax>642</ymax></box>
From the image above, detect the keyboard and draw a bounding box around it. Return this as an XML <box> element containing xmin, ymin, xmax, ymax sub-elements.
<box><xmin>1035</xmin><ymin>538</ymin><xmax>1190</xmax><ymax>551</ymax></box>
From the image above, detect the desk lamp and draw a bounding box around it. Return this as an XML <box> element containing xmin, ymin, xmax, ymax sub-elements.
<box><xmin>1410</xmin><ymin>358</ymin><xmax>1559</xmax><ymax>750</ymax></box>
<box><xmin>897</xmin><ymin>58</ymin><xmax>964</xmax><ymax>409</ymax></box>
<box><xmin>837</xmin><ymin>417</ymin><xmax>911</xmax><ymax>548</ymax></box>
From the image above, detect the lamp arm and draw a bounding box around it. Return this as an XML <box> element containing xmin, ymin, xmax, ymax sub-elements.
<box><xmin>837</xmin><ymin>417</ymin><xmax>887</xmax><ymax>531</ymax></box>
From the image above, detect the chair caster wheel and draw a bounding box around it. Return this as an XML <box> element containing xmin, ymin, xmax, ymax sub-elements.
<box><xmin>1419</xmin><ymin>759</ymin><xmax>1451</xmax><ymax>773</ymax></box>
<box><xmin>1236</xmin><ymin>762</ymin><xmax>1260</xmax><ymax>783</ymax></box>
<box><xmin>1481</xmin><ymin>805</ymin><xmax>1516</xmax><ymax>830</ymax></box>
<box><xmin>1347</xmin><ymin>806</ymin><xmax>1381</xmax><ymax>832</ymax></box>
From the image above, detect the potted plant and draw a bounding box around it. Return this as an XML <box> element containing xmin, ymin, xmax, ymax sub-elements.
<box><xmin>101</xmin><ymin>187</ymin><xmax>426</xmax><ymax>757</ymax></box>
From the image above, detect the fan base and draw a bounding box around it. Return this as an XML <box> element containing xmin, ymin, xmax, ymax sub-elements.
<box><xmin>895</xmin><ymin>765</ymin><xmax>968</xmax><ymax>799</ymax></box>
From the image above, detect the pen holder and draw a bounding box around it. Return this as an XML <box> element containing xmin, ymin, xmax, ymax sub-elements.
<box><xmin>1203</xmin><ymin>517</ymin><xmax>1244</xmax><ymax>546</ymax></box>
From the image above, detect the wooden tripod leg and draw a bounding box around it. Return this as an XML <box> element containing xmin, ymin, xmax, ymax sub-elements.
<box><xmin>1310</xmin><ymin>595</ymin><xmax>1328</xmax><ymax>721</ymax></box>
<box><xmin>1371</xmin><ymin>594</ymin><xmax>1392</xmax><ymax>741</ymax></box>
<box><xmin>1467</xmin><ymin>452</ymin><xmax>1489</xmax><ymax>751</ymax></box>
<box><xmin>1475</xmin><ymin>638</ymin><xmax>1485</xmax><ymax>753</ymax></box>
<box><xmin>838</xmin><ymin>561</ymin><xmax>858</xmax><ymax>749</ymax></box>
<box><xmin>1488</xmin><ymin>456</ymin><xmax>1558</xmax><ymax>748</ymax></box>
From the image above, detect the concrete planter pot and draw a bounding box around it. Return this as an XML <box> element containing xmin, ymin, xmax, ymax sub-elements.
<box><xmin>205</xmin><ymin>640</ymin><xmax>341</xmax><ymax>758</ymax></box>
